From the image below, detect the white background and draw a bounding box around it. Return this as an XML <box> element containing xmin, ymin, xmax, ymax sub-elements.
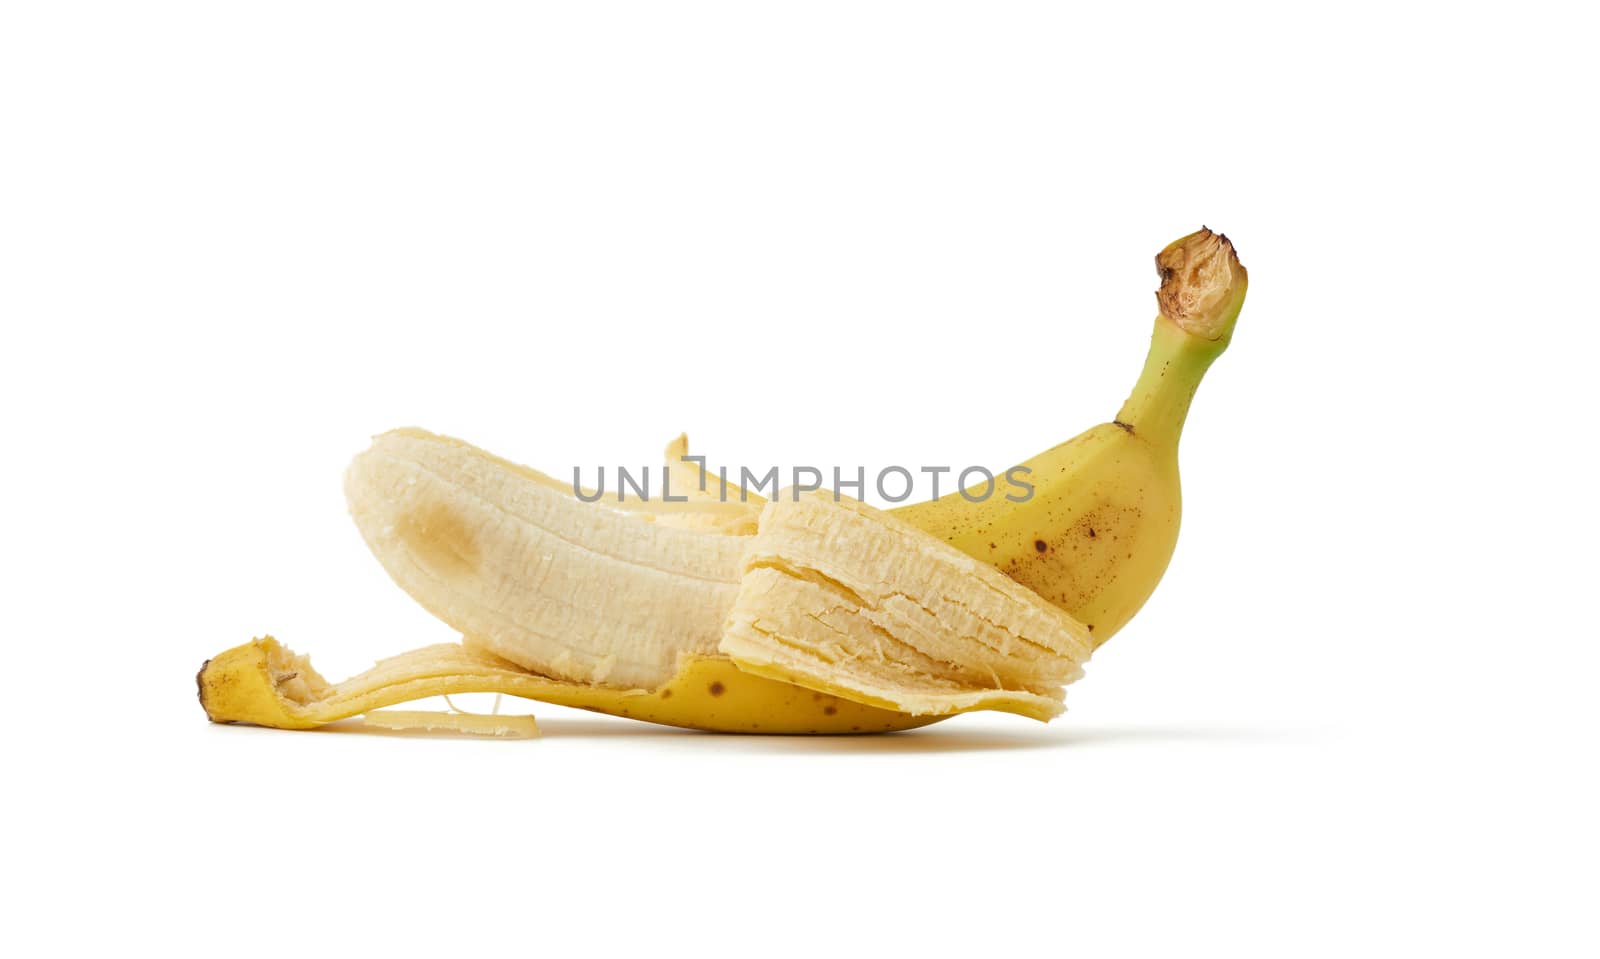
<box><xmin>3</xmin><ymin>2</ymin><xmax>1596</xmax><ymax>956</ymax></box>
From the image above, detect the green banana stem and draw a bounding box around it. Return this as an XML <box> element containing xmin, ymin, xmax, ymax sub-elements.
<box><xmin>1115</xmin><ymin>228</ymin><xmax>1248</xmax><ymax>449</ymax></box>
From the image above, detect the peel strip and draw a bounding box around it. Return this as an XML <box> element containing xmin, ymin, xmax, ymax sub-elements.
<box><xmin>362</xmin><ymin>709</ymin><xmax>540</xmax><ymax>738</ymax></box>
<box><xmin>197</xmin><ymin>637</ymin><xmax>946</xmax><ymax>734</ymax></box>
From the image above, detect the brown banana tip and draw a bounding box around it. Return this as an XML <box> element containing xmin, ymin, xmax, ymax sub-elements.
<box><xmin>195</xmin><ymin>658</ymin><xmax>217</xmax><ymax>720</ymax></box>
<box><xmin>1155</xmin><ymin>226</ymin><xmax>1246</xmax><ymax>341</ymax></box>
<box><xmin>195</xmin><ymin>658</ymin><xmax>232</xmax><ymax>723</ymax></box>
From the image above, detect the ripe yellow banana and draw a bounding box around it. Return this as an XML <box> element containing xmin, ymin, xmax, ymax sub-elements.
<box><xmin>196</xmin><ymin>227</ymin><xmax>1246</xmax><ymax>735</ymax></box>
<box><xmin>895</xmin><ymin>227</ymin><xmax>1246</xmax><ymax>643</ymax></box>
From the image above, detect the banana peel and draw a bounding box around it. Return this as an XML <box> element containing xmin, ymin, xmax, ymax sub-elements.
<box><xmin>197</xmin><ymin>637</ymin><xmax>945</xmax><ymax>734</ymax></box>
<box><xmin>362</xmin><ymin>709</ymin><xmax>541</xmax><ymax>738</ymax></box>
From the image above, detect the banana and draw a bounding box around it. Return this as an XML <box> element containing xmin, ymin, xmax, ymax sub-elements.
<box><xmin>196</xmin><ymin>227</ymin><xmax>1247</xmax><ymax>735</ymax></box>
<box><xmin>892</xmin><ymin>227</ymin><xmax>1246</xmax><ymax>643</ymax></box>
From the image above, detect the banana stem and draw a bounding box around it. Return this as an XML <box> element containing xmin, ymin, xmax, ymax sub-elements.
<box><xmin>1115</xmin><ymin>317</ymin><xmax>1221</xmax><ymax>448</ymax></box>
<box><xmin>1114</xmin><ymin>228</ymin><xmax>1247</xmax><ymax>449</ymax></box>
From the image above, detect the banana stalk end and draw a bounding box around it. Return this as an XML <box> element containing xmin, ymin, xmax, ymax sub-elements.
<box><xmin>1156</xmin><ymin>226</ymin><xmax>1247</xmax><ymax>343</ymax></box>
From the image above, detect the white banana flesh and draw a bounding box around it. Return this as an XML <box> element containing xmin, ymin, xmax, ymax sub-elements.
<box><xmin>346</xmin><ymin>429</ymin><xmax>751</xmax><ymax>688</ymax></box>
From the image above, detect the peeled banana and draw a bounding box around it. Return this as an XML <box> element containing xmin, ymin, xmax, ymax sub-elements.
<box><xmin>197</xmin><ymin>227</ymin><xmax>1247</xmax><ymax>735</ymax></box>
